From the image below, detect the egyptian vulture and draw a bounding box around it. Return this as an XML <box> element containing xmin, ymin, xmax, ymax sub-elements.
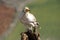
<box><xmin>19</xmin><ymin>7</ymin><xmax>39</xmax><ymax>32</ymax></box>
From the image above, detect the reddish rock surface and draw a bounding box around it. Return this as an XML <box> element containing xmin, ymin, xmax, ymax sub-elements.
<box><xmin>0</xmin><ymin>3</ymin><xmax>16</xmax><ymax>35</ymax></box>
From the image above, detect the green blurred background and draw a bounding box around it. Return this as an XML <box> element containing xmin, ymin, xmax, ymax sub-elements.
<box><xmin>5</xmin><ymin>0</ymin><xmax>60</xmax><ymax>40</ymax></box>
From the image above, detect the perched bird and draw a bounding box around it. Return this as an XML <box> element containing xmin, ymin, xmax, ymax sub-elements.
<box><xmin>19</xmin><ymin>7</ymin><xmax>39</xmax><ymax>32</ymax></box>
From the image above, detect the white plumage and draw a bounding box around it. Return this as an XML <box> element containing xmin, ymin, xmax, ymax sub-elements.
<box><xmin>19</xmin><ymin>7</ymin><xmax>39</xmax><ymax>31</ymax></box>
<box><xmin>25</xmin><ymin>12</ymin><xmax>36</xmax><ymax>23</ymax></box>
